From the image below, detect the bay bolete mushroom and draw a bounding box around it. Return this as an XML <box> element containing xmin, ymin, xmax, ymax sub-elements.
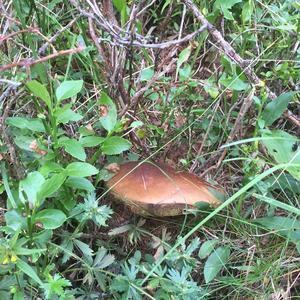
<box><xmin>106</xmin><ymin>161</ymin><xmax>225</xmax><ymax>217</ymax></box>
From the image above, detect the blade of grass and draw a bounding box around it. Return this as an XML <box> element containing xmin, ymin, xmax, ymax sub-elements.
<box><xmin>141</xmin><ymin>163</ymin><xmax>300</xmax><ymax>285</ymax></box>
<box><xmin>1</xmin><ymin>162</ymin><xmax>17</xmax><ymax>209</ymax></box>
<box><xmin>253</xmin><ymin>193</ymin><xmax>300</xmax><ymax>216</ymax></box>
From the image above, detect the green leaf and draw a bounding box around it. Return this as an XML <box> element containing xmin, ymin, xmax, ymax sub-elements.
<box><xmin>261</xmin><ymin>129</ymin><xmax>300</xmax><ymax>180</ymax></box>
<box><xmin>79</xmin><ymin>136</ymin><xmax>104</xmax><ymax>147</ymax></box>
<box><xmin>219</xmin><ymin>76</ymin><xmax>249</xmax><ymax>91</ymax></box>
<box><xmin>37</xmin><ymin>173</ymin><xmax>67</xmax><ymax>203</ymax></box>
<box><xmin>140</xmin><ymin>68</ymin><xmax>154</xmax><ymax>81</ymax></box>
<box><xmin>198</xmin><ymin>239</ymin><xmax>219</xmax><ymax>259</ymax></box>
<box><xmin>15</xmin><ymin>246</ymin><xmax>46</xmax><ymax>256</ymax></box>
<box><xmin>6</xmin><ymin>117</ymin><xmax>45</xmax><ymax>132</ymax></box>
<box><xmin>55</xmin><ymin>106</ymin><xmax>83</xmax><ymax>124</ymax></box>
<box><xmin>74</xmin><ymin>239</ymin><xmax>94</xmax><ymax>258</ymax></box>
<box><xmin>65</xmin><ymin>177</ymin><xmax>95</xmax><ymax>191</ymax></box>
<box><xmin>101</xmin><ymin>136</ymin><xmax>132</xmax><ymax>155</ymax></box>
<box><xmin>55</xmin><ymin>80</ymin><xmax>83</xmax><ymax>102</ymax></box>
<box><xmin>61</xmin><ymin>139</ymin><xmax>86</xmax><ymax>161</ymax></box>
<box><xmin>93</xmin><ymin>247</ymin><xmax>115</xmax><ymax>269</ymax></box>
<box><xmin>34</xmin><ymin>209</ymin><xmax>66</xmax><ymax>229</ymax></box>
<box><xmin>242</xmin><ymin>0</ymin><xmax>253</xmax><ymax>23</ymax></box>
<box><xmin>214</xmin><ymin>0</ymin><xmax>242</xmax><ymax>20</ymax></box>
<box><xmin>5</xmin><ymin>210</ymin><xmax>27</xmax><ymax>231</ymax></box>
<box><xmin>98</xmin><ymin>92</ymin><xmax>117</xmax><ymax>133</ymax></box>
<box><xmin>262</xmin><ymin>92</ymin><xmax>297</xmax><ymax>126</ymax></box>
<box><xmin>176</xmin><ymin>46</ymin><xmax>192</xmax><ymax>74</ymax></box>
<box><xmin>65</xmin><ymin>162</ymin><xmax>99</xmax><ymax>177</ymax></box>
<box><xmin>19</xmin><ymin>172</ymin><xmax>45</xmax><ymax>206</ymax></box>
<box><xmin>204</xmin><ymin>246</ymin><xmax>230</xmax><ymax>283</ymax></box>
<box><xmin>26</xmin><ymin>80</ymin><xmax>51</xmax><ymax>109</ymax></box>
<box><xmin>16</xmin><ymin>259</ymin><xmax>43</xmax><ymax>285</ymax></box>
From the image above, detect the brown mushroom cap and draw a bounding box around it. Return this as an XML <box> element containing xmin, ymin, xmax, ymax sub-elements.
<box><xmin>106</xmin><ymin>161</ymin><xmax>225</xmax><ymax>216</ymax></box>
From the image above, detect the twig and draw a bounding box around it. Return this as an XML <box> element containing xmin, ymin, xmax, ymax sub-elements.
<box><xmin>0</xmin><ymin>46</ymin><xmax>85</xmax><ymax>72</ymax></box>
<box><xmin>182</xmin><ymin>0</ymin><xmax>300</xmax><ymax>127</ymax></box>
<box><xmin>0</xmin><ymin>90</ymin><xmax>26</xmax><ymax>180</ymax></box>
<box><xmin>38</xmin><ymin>17</ymin><xmax>79</xmax><ymax>55</ymax></box>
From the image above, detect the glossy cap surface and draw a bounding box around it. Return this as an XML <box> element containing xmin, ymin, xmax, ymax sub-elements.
<box><xmin>106</xmin><ymin>161</ymin><xmax>224</xmax><ymax>216</ymax></box>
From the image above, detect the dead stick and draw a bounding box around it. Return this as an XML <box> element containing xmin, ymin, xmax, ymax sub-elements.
<box><xmin>182</xmin><ymin>0</ymin><xmax>300</xmax><ymax>127</ymax></box>
<box><xmin>0</xmin><ymin>46</ymin><xmax>85</xmax><ymax>72</ymax></box>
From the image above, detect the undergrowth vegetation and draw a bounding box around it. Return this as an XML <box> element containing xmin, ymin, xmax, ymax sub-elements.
<box><xmin>0</xmin><ymin>0</ymin><xmax>299</xmax><ymax>299</ymax></box>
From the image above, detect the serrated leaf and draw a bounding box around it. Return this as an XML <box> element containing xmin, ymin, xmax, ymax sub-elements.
<box><xmin>56</xmin><ymin>80</ymin><xmax>83</xmax><ymax>102</ymax></box>
<box><xmin>65</xmin><ymin>162</ymin><xmax>99</xmax><ymax>177</ymax></box>
<box><xmin>101</xmin><ymin>136</ymin><xmax>132</xmax><ymax>155</ymax></box>
<box><xmin>204</xmin><ymin>246</ymin><xmax>230</xmax><ymax>283</ymax></box>
<box><xmin>74</xmin><ymin>239</ymin><xmax>93</xmax><ymax>258</ymax></box>
<box><xmin>98</xmin><ymin>92</ymin><xmax>117</xmax><ymax>133</ymax></box>
<box><xmin>26</xmin><ymin>80</ymin><xmax>51</xmax><ymax>109</ymax></box>
<box><xmin>262</xmin><ymin>92</ymin><xmax>297</xmax><ymax>126</ymax></box>
<box><xmin>34</xmin><ymin>209</ymin><xmax>66</xmax><ymax>229</ymax></box>
<box><xmin>61</xmin><ymin>139</ymin><xmax>86</xmax><ymax>161</ymax></box>
<box><xmin>16</xmin><ymin>260</ymin><xmax>43</xmax><ymax>285</ymax></box>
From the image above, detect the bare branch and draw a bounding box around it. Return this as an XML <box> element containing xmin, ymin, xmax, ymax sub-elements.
<box><xmin>182</xmin><ymin>0</ymin><xmax>300</xmax><ymax>127</ymax></box>
<box><xmin>0</xmin><ymin>46</ymin><xmax>85</xmax><ymax>72</ymax></box>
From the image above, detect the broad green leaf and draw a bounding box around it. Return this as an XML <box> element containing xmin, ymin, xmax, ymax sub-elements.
<box><xmin>101</xmin><ymin>136</ymin><xmax>132</xmax><ymax>155</ymax></box>
<box><xmin>19</xmin><ymin>172</ymin><xmax>45</xmax><ymax>206</ymax></box>
<box><xmin>37</xmin><ymin>173</ymin><xmax>67</xmax><ymax>203</ymax></box>
<box><xmin>219</xmin><ymin>76</ymin><xmax>249</xmax><ymax>91</ymax></box>
<box><xmin>39</xmin><ymin>162</ymin><xmax>64</xmax><ymax>177</ymax></box>
<box><xmin>254</xmin><ymin>216</ymin><xmax>300</xmax><ymax>254</ymax></box>
<box><xmin>61</xmin><ymin>139</ymin><xmax>86</xmax><ymax>161</ymax></box>
<box><xmin>112</xmin><ymin>0</ymin><xmax>126</xmax><ymax>12</ymax></box>
<box><xmin>262</xmin><ymin>92</ymin><xmax>297</xmax><ymax>126</ymax></box>
<box><xmin>198</xmin><ymin>239</ymin><xmax>219</xmax><ymax>259</ymax></box>
<box><xmin>254</xmin><ymin>216</ymin><xmax>300</xmax><ymax>237</ymax></box>
<box><xmin>176</xmin><ymin>46</ymin><xmax>192</xmax><ymax>74</ymax></box>
<box><xmin>15</xmin><ymin>246</ymin><xmax>46</xmax><ymax>256</ymax></box>
<box><xmin>5</xmin><ymin>210</ymin><xmax>27</xmax><ymax>231</ymax></box>
<box><xmin>34</xmin><ymin>209</ymin><xmax>66</xmax><ymax>229</ymax></box>
<box><xmin>14</xmin><ymin>135</ymin><xmax>35</xmax><ymax>151</ymax></box>
<box><xmin>6</xmin><ymin>117</ymin><xmax>45</xmax><ymax>132</ymax></box>
<box><xmin>79</xmin><ymin>136</ymin><xmax>104</xmax><ymax>147</ymax></box>
<box><xmin>242</xmin><ymin>0</ymin><xmax>253</xmax><ymax>23</ymax></box>
<box><xmin>16</xmin><ymin>259</ymin><xmax>43</xmax><ymax>285</ymax></box>
<box><xmin>65</xmin><ymin>162</ymin><xmax>99</xmax><ymax>177</ymax></box>
<box><xmin>55</xmin><ymin>80</ymin><xmax>83</xmax><ymax>102</ymax></box>
<box><xmin>140</xmin><ymin>69</ymin><xmax>154</xmax><ymax>81</ymax></box>
<box><xmin>261</xmin><ymin>129</ymin><xmax>300</xmax><ymax>180</ymax></box>
<box><xmin>204</xmin><ymin>82</ymin><xmax>219</xmax><ymax>98</ymax></box>
<box><xmin>55</xmin><ymin>107</ymin><xmax>83</xmax><ymax>124</ymax></box>
<box><xmin>204</xmin><ymin>246</ymin><xmax>230</xmax><ymax>283</ymax></box>
<box><xmin>98</xmin><ymin>92</ymin><xmax>117</xmax><ymax>133</ymax></box>
<box><xmin>214</xmin><ymin>0</ymin><xmax>242</xmax><ymax>20</ymax></box>
<box><xmin>26</xmin><ymin>80</ymin><xmax>51</xmax><ymax>109</ymax></box>
<box><xmin>65</xmin><ymin>177</ymin><xmax>95</xmax><ymax>191</ymax></box>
